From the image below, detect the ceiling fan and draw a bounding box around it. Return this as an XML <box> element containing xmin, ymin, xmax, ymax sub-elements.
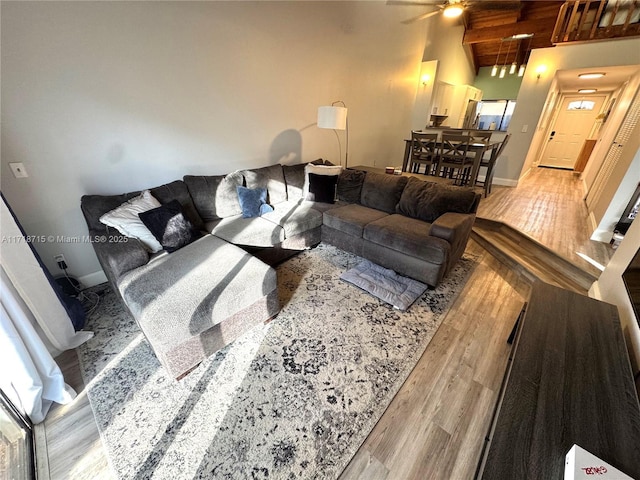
<box><xmin>389</xmin><ymin>0</ymin><xmax>522</xmax><ymax>24</ymax></box>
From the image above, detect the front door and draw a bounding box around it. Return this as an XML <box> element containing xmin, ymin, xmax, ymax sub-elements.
<box><xmin>539</xmin><ymin>95</ymin><xmax>606</xmax><ymax>169</ymax></box>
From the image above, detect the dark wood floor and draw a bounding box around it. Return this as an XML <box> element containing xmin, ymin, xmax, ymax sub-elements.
<box><xmin>40</xmin><ymin>167</ymin><xmax>613</xmax><ymax>480</ymax></box>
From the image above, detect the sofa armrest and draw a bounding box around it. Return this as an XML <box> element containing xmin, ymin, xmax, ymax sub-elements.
<box><xmin>91</xmin><ymin>232</ymin><xmax>150</xmax><ymax>282</ymax></box>
<box><xmin>429</xmin><ymin>212</ymin><xmax>475</xmax><ymax>271</ymax></box>
<box><xmin>429</xmin><ymin>212</ymin><xmax>475</xmax><ymax>243</ymax></box>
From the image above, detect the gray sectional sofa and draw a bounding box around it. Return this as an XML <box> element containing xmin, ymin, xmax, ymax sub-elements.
<box><xmin>81</xmin><ymin>162</ymin><xmax>480</xmax><ymax>378</ymax></box>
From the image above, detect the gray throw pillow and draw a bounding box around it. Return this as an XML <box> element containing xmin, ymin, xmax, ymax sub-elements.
<box><xmin>337</xmin><ymin>169</ymin><xmax>366</xmax><ymax>203</ymax></box>
<box><xmin>360</xmin><ymin>172</ymin><xmax>408</xmax><ymax>214</ymax></box>
<box><xmin>396</xmin><ymin>177</ymin><xmax>478</xmax><ymax>222</ymax></box>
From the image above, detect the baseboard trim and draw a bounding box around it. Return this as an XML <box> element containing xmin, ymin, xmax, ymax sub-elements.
<box><xmin>79</xmin><ymin>270</ymin><xmax>107</xmax><ymax>288</ymax></box>
<box><xmin>590</xmin><ymin>227</ymin><xmax>614</xmax><ymax>243</ymax></box>
<box><xmin>492</xmin><ymin>177</ymin><xmax>519</xmax><ymax>187</ymax></box>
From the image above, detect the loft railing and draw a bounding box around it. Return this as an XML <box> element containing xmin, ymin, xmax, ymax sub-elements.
<box><xmin>552</xmin><ymin>0</ymin><xmax>640</xmax><ymax>44</ymax></box>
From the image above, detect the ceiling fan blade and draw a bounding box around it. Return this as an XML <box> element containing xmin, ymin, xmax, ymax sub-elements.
<box><xmin>401</xmin><ymin>9</ymin><xmax>442</xmax><ymax>23</ymax></box>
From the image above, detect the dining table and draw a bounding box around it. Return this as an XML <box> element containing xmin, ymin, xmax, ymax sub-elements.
<box><xmin>402</xmin><ymin>138</ymin><xmax>501</xmax><ymax>187</ymax></box>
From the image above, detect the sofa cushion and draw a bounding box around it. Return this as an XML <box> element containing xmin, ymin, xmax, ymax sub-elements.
<box><xmin>260</xmin><ymin>200</ymin><xmax>323</xmax><ymax>237</ymax></box>
<box><xmin>302</xmin><ymin>200</ymin><xmax>346</xmax><ymax>213</ymax></box>
<box><xmin>183</xmin><ymin>172</ymin><xmax>244</xmax><ymax>221</ymax></box>
<box><xmin>360</xmin><ymin>172</ymin><xmax>408</xmax><ymax>214</ymax></box>
<box><xmin>337</xmin><ymin>169</ymin><xmax>366</xmax><ymax>203</ymax></box>
<box><xmin>242</xmin><ymin>164</ymin><xmax>287</xmax><ymax>205</ymax></box>
<box><xmin>364</xmin><ymin>214</ymin><xmax>449</xmax><ymax>264</ymax></box>
<box><xmin>82</xmin><ymin>180</ymin><xmax>204</xmax><ymax>233</ymax></box>
<box><xmin>306</xmin><ymin>173</ymin><xmax>338</xmax><ymax>203</ymax></box>
<box><xmin>211</xmin><ymin>215</ymin><xmax>285</xmax><ymax>247</ymax></box>
<box><xmin>282</xmin><ymin>159</ymin><xmax>324</xmax><ymax>201</ymax></box>
<box><xmin>323</xmin><ymin>204</ymin><xmax>389</xmax><ymax>238</ymax></box>
<box><xmin>396</xmin><ymin>177</ymin><xmax>479</xmax><ymax>222</ymax></box>
<box><xmin>118</xmin><ymin>234</ymin><xmax>276</xmax><ymax>352</ymax></box>
<box><xmin>138</xmin><ymin>199</ymin><xmax>201</xmax><ymax>253</ymax></box>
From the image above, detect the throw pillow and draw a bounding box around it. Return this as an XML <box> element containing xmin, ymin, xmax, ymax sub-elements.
<box><xmin>99</xmin><ymin>190</ymin><xmax>163</xmax><ymax>252</ymax></box>
<box><xmin>303</xmin><ymin>164</ymin><xmax>342</xmax><ymax>198</ymax></box>
<box><xmin>237</xmin><ymin>186</ymin><xmax>268</xmax><ymax>218</ymax></box>
<box><xmin>138</xmin><ymin>200</ymin><xmax>201</xmax><ymax>253</ymax></box>
<box><xmin>337</xmin><ymin>169</ymin><xmax>366</xmax><ymax>203</ymax></box>
<box><xmin>396</xmin><ymin>177</ymin><xmax>478</xmax><ymax>222</ymax></box>
<box><xmin>282</xmin><ymin>159</ymin><xmax>324</xmax><ymax>201</ymax></box>
<box><xmin>306</xmin><ymin>173</ymin><xmax>338</xmax><ymax>203</ymax></box>
<box><xmin>360</xmin><ymin>173</ymin><xmax>409</xmax><ymax>214</ymax></box>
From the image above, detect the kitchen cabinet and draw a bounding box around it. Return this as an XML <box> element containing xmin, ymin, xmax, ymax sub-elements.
<box><xmin>431</xmin><ymin>81</ymin><xmax>455</xmax><ymax>117</ymax></box>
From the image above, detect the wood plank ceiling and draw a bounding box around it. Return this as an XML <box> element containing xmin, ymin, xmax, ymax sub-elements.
<box><xmin>462</xmin><ymin>1</ymin><xmax>565</xmax><ymax>73</ymax></box>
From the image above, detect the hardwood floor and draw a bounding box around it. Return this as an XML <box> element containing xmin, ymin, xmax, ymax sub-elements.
<box><xmin>476</xmin><ymin>167</ymin><xmax>614</xmax><ymax>273</ymax></box>
<box><xmin>41</xmin><ymin>166</ymin><xmax>612</xmax><ymax>479</ymax></box>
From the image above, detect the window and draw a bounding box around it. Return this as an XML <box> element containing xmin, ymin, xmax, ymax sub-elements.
<box><xmin>567</xmin><ymin>100</ymin><xmax>596</xmax><ymax>111</ymax></box>
<box><xmin>477</xmin><ymin>100</ymin><xmax>516</xmax><ymax>131</ymax></box>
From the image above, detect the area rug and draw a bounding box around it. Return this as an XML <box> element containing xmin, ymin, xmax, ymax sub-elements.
<box><xmin>77</xmin><ymin>244</ymin><xmax>476</xmax><ymax>480</ymax></box>
<box><xmin>340</xmin><ymin>260</ymin><xmax>428</xmax><ymax>311</ymax></box>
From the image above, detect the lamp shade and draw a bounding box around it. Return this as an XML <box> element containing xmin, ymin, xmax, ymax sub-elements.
<box><xmin>317</xmin><ymin>106</ymin><xmax>347</xmax><ymax>130</ymax></box>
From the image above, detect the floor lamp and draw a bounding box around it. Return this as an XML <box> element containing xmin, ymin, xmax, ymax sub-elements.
<box><xmin>317</xmin><ymin>101</ymin><xmax>348</xmax><ymax>168</ymax></box>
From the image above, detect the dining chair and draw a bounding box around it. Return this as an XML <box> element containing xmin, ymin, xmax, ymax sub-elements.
<box><xmin>476</xmin><ymin>133</ymin><xmax>511</xmax><ymax>197</ymax></box>
<box><xmin>409</xmin><ymin>131</ymin><xmax>439</xmax><ymax>175</ymax></box>
<box><xmin>436</xmin><ymin>134</ymin><xmax>473</xmax><ymax>185</ymax></box>
<box><xmin>469</xmin><ymin>131</ymin><xmax>493</xmax><ymax>144</ymax></box>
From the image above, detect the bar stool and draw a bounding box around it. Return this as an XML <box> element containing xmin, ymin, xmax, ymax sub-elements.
<box><xmin>409</xmin><ymin>131</ymin><xmax>439</xmax><ymax>175</ymax></box>
<box><xmin>436</xmin><ymin>134</ymin><xmax>473</xmax><ymax>185</ymax></box>
<box><xmin>476</xmin><ymin>133</ymin><xmax>511</xmax><ymax>197</ymax></box>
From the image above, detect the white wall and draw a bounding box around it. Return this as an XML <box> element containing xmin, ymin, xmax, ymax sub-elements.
<box><xmin>501</xmin><ymin>37</ymin><xmax>640</xmax><ymax>182</ymax></box>
<box><xmin>1</xmin><ymin>1</ymin><xmax>428</xmax><ymax>283</ymax></box>
<box><xmin>591</xmin><ymin>215</ymin><xmax>640</xmax><ymax>373</ymax></box>
<box><xmin>411</xmin><ymin>15</ymin><xmax>476</xmax><ymax>130</ymax></box>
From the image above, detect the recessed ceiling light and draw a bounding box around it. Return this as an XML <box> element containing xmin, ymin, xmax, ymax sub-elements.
<box><xmin>578</xmin><ymin>89</ymin><xmax>597</xmax><ymax>93</ymax></box>
<box><xmin>578</xmin><ymin>72</ymin><xmax>605</xmax><ymax>79</ymax></box>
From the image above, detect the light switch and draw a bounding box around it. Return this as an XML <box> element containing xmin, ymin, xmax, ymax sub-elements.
<box><xmin>9</xmin><ymin>162</ymin><xmax>29</xmax><ymax>178</ymax></box>
<box><xmin>521</xmin><ymin>124</ymin><xmax>528</xmax><ymax>133</ymax></box>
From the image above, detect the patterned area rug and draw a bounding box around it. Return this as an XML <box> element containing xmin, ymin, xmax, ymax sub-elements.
<box><xmin>77</xmin><ymin>244</ymin><xmax>476</xmax><ymax>479</ymax></box>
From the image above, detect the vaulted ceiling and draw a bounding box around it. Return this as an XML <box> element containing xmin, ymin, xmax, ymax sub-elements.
<box><xmin>461</xmin><ymin>1</ymin><xmax>565</xmax><ymax>72</ymax></box>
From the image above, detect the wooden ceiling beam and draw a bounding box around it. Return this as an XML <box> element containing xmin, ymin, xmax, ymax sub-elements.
<box><xmin>463</xmin><ymin>19</ymin><xmax>557</xmax><ymax>44</ymax></box>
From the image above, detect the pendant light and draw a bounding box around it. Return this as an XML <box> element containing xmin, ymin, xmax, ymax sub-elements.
<box><xmin>491</xmin><ymin>40</ymin><xmax>503</xmax><ymax>77</ymax></box>
<box><xmin>500</xmin><ymin>40</ymin><xmax>511</xmax><ymax>78</ymax></box>
<box><xmin>509</xmin><ymin>39</ymin><xmax>519</xmax><ymax>75</ymax></box>
<box><xmin>519</xmin><ymin>37</ymin><xmax>532</xmax><ymax>77</ymax></box>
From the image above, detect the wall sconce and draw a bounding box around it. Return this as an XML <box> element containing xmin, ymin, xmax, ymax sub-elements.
<box><xmin>443</xmin><ymin>3</ymin><xmax>464</xmax><ymax>18</ymax></box>
<box><xmin>421</xmin><ymin>74</ymin><xmax>430</xmax><ymax>86</ymax></box>
<box><xmin>317</xmin><ymin>101</ymin><xmax>349</xmax><ymax>167</ymax></box>
<box><xmin>535</xmin><ymin>64</ymin><xmax>547</xmax><ymax>80</ymax></box>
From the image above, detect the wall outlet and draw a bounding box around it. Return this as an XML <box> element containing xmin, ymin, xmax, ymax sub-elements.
<box><xmin>54</xmin><ymin>254</ymin><xmax>67</xmax><ymax>270</ymax></box>
<box><xmin>521</xmin><ymin>124</ymin><xmax>529</xmax><ymax>133</ymax></box>
<box><xmin>9</xmin><ymin>162</ymin><xmax>29</xmax><ymax>178</ymax></box>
